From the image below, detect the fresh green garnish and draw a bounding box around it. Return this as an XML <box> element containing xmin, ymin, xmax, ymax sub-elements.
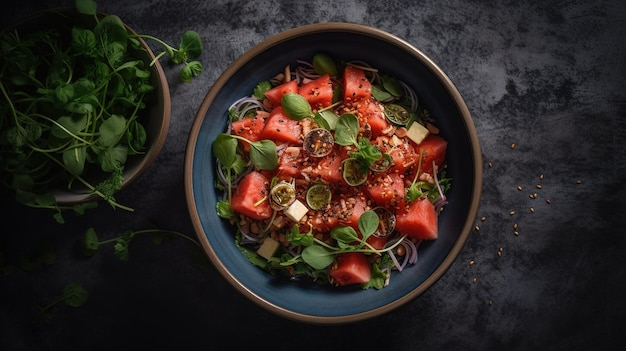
<box><xmin>334</xmin><ymin>113</ymin><xmax>382</xmax><ymax>174</ymax></box>
<box><xmin>0</xmin><ymin>0</ymin><xmax>204</xmax><ymax>223</ymax></box>
<box><xmin>312</xmin><ymin>52</ymin><xmax>338</xmax><ymax>76</ymax></box>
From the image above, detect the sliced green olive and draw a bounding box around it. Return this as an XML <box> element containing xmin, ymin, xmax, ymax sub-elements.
<box><xmin>270</xmin><ymin>181</ymin><xmax>296</xmax><ymax>210</ymax></box>
<box><xmin>369</xmin><ymin>153</ymin><xmax>393</xmax><ymax>172</ymax></box>
<box><xmin>342</xmin><ymin>158</ymin><xmax>368</xmax><ymax>186</ymax></box>
<box><xmin>372</xmin><ymin>207</ymin><xmax>396</xmax><ymax>238</ymax></box>
<box><xmin>384</xmin><ymin>103</ymin><xmax>410</xmax><ymax>125</ymax></box>
<box><xmin>306</xmin><ymin>183</ymin><xmax>332</xmax><ymax>210</ymax></box>
<box><xmin>303</xmin><ymin>128</ymin><xmax>334</xmax><ymax>157</ymax></box>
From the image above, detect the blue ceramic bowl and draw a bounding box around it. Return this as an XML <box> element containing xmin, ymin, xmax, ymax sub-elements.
<box><xmin>184</xmin><ymin>22</ymin><xmax>482</xmax><ymax>324</ymax></box>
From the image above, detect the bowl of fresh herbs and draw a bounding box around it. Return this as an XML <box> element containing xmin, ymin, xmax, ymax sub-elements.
<box><xmin>185</xmin><ymin>22</ymin><xmax>481</xmax><ymax>324</ymax></box>
<box><xmin>0</xmin><ymin>0</ymin><xmax>203</xmax><ymax>223</ymax></box>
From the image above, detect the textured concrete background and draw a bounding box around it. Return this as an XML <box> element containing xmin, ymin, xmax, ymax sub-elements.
<box><xmin>1</xmin><ymin>0</ymin><xmax>625</xmax><ymax>350</ymax></box>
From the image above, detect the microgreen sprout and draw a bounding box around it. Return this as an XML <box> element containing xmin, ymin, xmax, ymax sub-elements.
<box><xmin>81</xmin><ymin>226</ymin><xmax>201</xmax><ymax>261</ymax></box>
<box><xmin>33</xmin><ymin>282</ymin><xmax>88</xmax><ymax>324</ymax></box>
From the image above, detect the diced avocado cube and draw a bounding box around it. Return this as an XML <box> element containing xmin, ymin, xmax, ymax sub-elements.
<box><xmin>257</xmin><ymin>237</ymin><xmax>281</xmax><ymax>260</ymax></box>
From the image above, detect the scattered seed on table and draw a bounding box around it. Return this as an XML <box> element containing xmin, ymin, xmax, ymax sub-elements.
<box><xmin>488</xmin><ymin>162</ymin><xmax>493</xmax><ymax>168</ymax></box>
<box><xmin>540</xmin><ymin>174</ymin><xmax>544</xmax><ymax>180</ymax></box>
<box><xmin>469</xmin><ymin>260</ymin><xmax>475</xmax><ymax>266</ymax></box>
<box><xmin>530</xmin><ymin>207</ymin><xmax>535</xmax><ymax>213</ymax></box>
<box><xmin>536</xmin><ymin>184</ymin><xmax>543</xmax><ymax>189</ymax></box>
<box><xmin>530</xmin><ymin>193</ymin><xmax>537</xmax><ymax>199</ymax></box>
<box><xmin>517</xmin><ymin>185</ymin><xmax>523</xmax><ymax>191</ymax></box>
<box><xmin>474</xmin><ymin>225</ymin><xmax>480</xmax><ymax>232</ymax></box>
<box><xmin>481</xmin><ymin>216</ymin><xmax>486</xmax><ymax>222</ymax></box>
<box><xmin>489</xmin><ymin>299</ymin><xmax>493</xmax><ymax>305</ymax></box>
<box><xmin>576</xmin><ymin>179</ymin><xmax>582</xmax><ymax>184</ymax></box>
<box><xmin>514</xmin><ymin>230</ymin><xmax>519</xmax><ymax>236</ymax></box>
<box><xmin>546</xmin><ymin>199</ymin><xmax>551</xmax><ymax>204</ymax></box>
<box><xmin>473</xmin><ymin>277</ymin><xmax>477</xmax><ymax>284</ymax></box>
<box><xmin>511</xmin><ymin>143</ymin><xmax>516</xmax><ymax>149</ymax></box>
<box><xmin>509</xmin><ymin>210</ymin><xmax>516</xmax><ymax>215</ymax></box>
<box><xmin>513</xmin><ymin>223</ymin><xmax>518</xmax><ymax>229</ymax></box>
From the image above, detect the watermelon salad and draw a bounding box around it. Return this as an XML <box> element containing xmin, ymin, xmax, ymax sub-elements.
<box><xmin>212</xmin><ymin>53</ymin><xmax>451</xmax><ymax>289</ymax></box>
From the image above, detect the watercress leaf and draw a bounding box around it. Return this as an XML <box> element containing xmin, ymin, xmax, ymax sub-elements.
<box><xmin>249</xmin><ymin>140</ymin><xmax>278</xmax><ymax>170</ymax></box>
<box><xmin>98</xmin><ymin>114</ymin><xmax>126</xmax><ymax>147</ymax></box>
<box><xmin>52</xmin><ymin>115</ymin><xmax>87</xmax><ymax>139</ymax></box>
<box><xmin>330</xmin><ymin>225</ymin><xmax>359</xmax><ymax>244</ymax></box>
<box><xmin>381</xmin><ymin>74</ymin><xmax>404</xmax><ymax>97</ymax></box>
<box><xmin>334</xmin><ymin>113</ymin><xmax>359</xmax><ymax>146</ymax></box>
<box><xmin>371</xmin><ymin>84</ymin><xmax>392</xmax><ymax>101</ymax></box>
<box><xmin>98</xmin><ymin>145</ymin><xmax>127</xmax><ymax>172</ymax></box>
<box><xmin>212</xmin><ymin>133</ymin><xmax>238</xmax><ymax>168</ymax></box>
<box><xmin>62</xmin><ymin>283</ymin><xmax>88</xmax><ymax>307</ymax></box>
<box><xmin>95</xmin><ymin>15</ymin><xmax>128</xmax><ymax>47</ymax></box>
<box><xmin>82</xmin><ymin>227</ymin><xmax>99</xmax><ymax>256</ymax></box>
<box><xmin>180</xmin><ymin>61</ymin><xmax>202</xmax><ymax>83</ymax></box>
<box><xmin>315</xmin><ymin>110</ymin><xmax>339</xmax><ymax>130</ymax></box>
<box><xmin>281</xmin><ymin>93</ymin><xmax>313</xmax><ymax>120</ymax></box>
<box><xmin>62</xmin><ymin>146</ymin><xmax>87</xmax><ymax>175</ymax></box>
<box><xmin>301</xmin><ymin>245</ymin><xmax>336</xmax><ymax>270</ymax></box>
<box><xmin>114</xmin><ymin>238</ymin><xmax>130</xmax><ymax>261</ymax></box>
<box><xmin>24</xmin><ymin>122</ymin><xmax>42</xmax><ymax>142</ymax></box>
<box><xmin>75</xmin><ymin>0</ymin><xmax>97</xmax><ymax>15</ymax></box>
<box><xmin>55</xmin><ymin>84</ymin><xmax>74</xmax><ymax>104</ymax></box>
<box><xmin>11</xmin><ymin>173</ymin><xmax>33</xmax><ymax>191</ymax></box>
<box><xmin>71</xmin><ymin>26</ymin><xmax>96</xmax><ymax>56</ymax></box>
<box><xmin>34</xmin><ymin>192</ymin><xmax>56</xmax><ymax>206</ymax></box>
<box><xmin>126</xmin><ymin>120</ymin><xmax>147</xmax><ymax>154</ymax></box>
<box><xmin>312</xmin><ymin>52</ymin><xmax>338</xmax><ymax>76</ymax></box>
<box><xmin>358</xmin><ymin>210</ymin><xmax>380</xmax><ymax>239</ymax></box>
<box><xmin>179</xmin><ymin>30</ymin><xmax>203</xmax><ymax>59</ymax></box>
<box><xmin>64</xmin><ymin>101</ymin><xmax>94</xmax><ymax>115</ymax></box>
<box><xmin>6</xmin><ymin>127</ymin><xmax>26</xmax><ymax>147</ymax></box>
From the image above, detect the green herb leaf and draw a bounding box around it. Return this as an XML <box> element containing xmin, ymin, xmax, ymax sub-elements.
<box><xmin>62</xmin><ymin>283</ymin><xmax>88</xmax><ymax>307</ymax></box>
<box><xmin>301</xmin><ymin>244</ymin><xmax>336</xmax><ymax>270</ymax></box>
<box><xmin>281</xmin><ymin>93</ymin><xmax>313</xmax><ymax>120</ymax></box>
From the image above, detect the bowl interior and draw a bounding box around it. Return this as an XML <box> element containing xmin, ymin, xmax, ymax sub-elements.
<box><xmin>185</xmin><ymin>23</ymin><xmax>481</xmax><ymax>324</ymax></box>
<box><xmin>3</xmin><ymin>9</ymin><xmax>171</xmax><ymax>204</ymax></box>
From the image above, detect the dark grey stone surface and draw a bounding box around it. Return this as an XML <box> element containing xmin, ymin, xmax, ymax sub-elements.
<box><xmin>1</xmin><ymin>0</ymin><xmax>625</xmax><ymax>350</ymax></box>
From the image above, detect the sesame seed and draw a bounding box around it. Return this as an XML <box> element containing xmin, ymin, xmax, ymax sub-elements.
<box><xmin>474</xmin><ymin>225</ymin><xmax>480</xmax><ymax>232</ymax></box>
<box><xmin>513</xmin><ymin>223</ymin><xmax>518</xmax><ymax>229</ymax></box>
<box><xmin>514</xmin><ymin>230</ymin><xmax>519</xmax><ymax>236</ymax></box>
<box><xmin>509</xmin><ymin>210</ymin><xmax>515</xmax><ymax>215</ymax></box>
<box><xmin>473</xmin><ymin>277</ymin><xmax>477</xmax><ymax>284</ymax></box>
<box><xmin>469</xmin><ymin>260</ymin><xmax>475</xmax><ymax>266</ymax></box>
<box><xmin>511</xmin><ymin>143</ymin><xmax>516</xmax><ymax>149</ymax></box>
<box><xmin>530</xmin><ymin>207</ymin><xmax>535</xmax><ymax>213</ymax></box>
<box><xmin>481</xmin><ymin>216</ymin><xmax>486</xmax><ymax>221</ymax></box>
<box><xmin>536</xmin><ymin>184</ymin><xmax>543</xmax><ymax>189</ymax></box>
<box><xmin>575</xmin><ymin>180</ymin><xmax>582</xmax><ymax>184</ymax></box>
<box><xmin>488</xmin><ymin>162</ymin><xmax>493</xmax><ymax>168</ymax></box>
<box><xmin>540</xmin><ymin>174</ymin><xmax>544</xmax><ymax>180</ymax></box>
<box><xmin>517</xmin><ymin>186</ymin><xmax>523</xmax><ymax>191</ymax></box>
<box><xmin>546</xmin><ymin>199</ymin><xmax>551</xmax><ymax>204</ymax></box>
<box><xmin>489</xmin><ymin>300</ymin><xmax>493</xmax><ymax>305</ymax></box>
